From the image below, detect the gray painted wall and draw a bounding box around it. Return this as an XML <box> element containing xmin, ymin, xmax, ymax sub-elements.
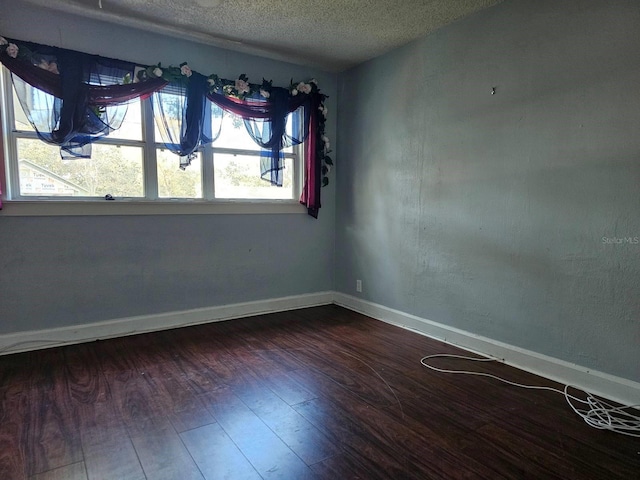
<box><xmin>0</xmin><ymin>1</ymin><xmax>336</xmax><ymax>333</ymax></box>
<box><xmin>336</xmin><ymin>0</ymin><xmax>640</xmax><ymax>382</ymax></box>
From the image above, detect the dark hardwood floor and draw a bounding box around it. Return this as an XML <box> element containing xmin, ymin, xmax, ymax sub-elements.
<box><xmin>0</xmin><ymin>305</ymin><xmax>638</xmax><ymax>479</ymax></box>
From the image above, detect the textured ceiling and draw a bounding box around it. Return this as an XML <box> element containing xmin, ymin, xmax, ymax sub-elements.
<box><xmin>23</xmin><ymin>0</ymin><xmax>502</xmax><ymax>71</ymax></box>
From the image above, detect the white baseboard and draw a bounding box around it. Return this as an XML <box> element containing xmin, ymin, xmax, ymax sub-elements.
<box><xmin>0</xmin><ymin>291</ymin><xmax>334</xmax><ymax>356</ymax></box>
<box><xmin>333</xmin><ymin>292</ymin><xmax>640</xmax><ymax>407</ymax></box>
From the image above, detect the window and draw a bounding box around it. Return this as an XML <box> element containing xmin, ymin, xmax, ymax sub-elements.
<box><xmin>0</xmin><ymin>68</ymin><xmax>305</xmax><ymax>214</ymax></box>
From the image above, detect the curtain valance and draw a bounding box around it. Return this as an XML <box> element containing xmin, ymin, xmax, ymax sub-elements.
<box><xmin>0</xmin><ymin>36</ymin><xmax>330</xmax><ymax>217</ymax></box>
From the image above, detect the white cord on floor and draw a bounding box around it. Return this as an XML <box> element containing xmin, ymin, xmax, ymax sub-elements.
<box><xmin>420</xmin><ymin>353</ymin><xmax>640</xmax><ymax>437</ymax></box>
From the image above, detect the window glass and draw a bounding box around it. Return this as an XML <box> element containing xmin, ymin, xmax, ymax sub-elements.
<box><xmin>214</xmin><ymin>153</ymin><xmax>293</xmax><ymax>200</ymax></box>
<box><xmin>108</xmin><ymin>99</ymin><xmax>143</xmax><ymax>141</ymax></box>
<box><xmin>11</xmin><ymin>84</ymin><xmax>142</xmax><ymax>141</ymax></box>
<box><xmin>12</xmin><ymin>87</ymin><xmax>33</xmax><ymax>131</ymax></box>
<box><xmin>157</xmin><ymin>149</ymin><xmax>203</xmax><ymax>198</ymax></box>
<box><xmin>16</xmin><ymin>138</ymin><xmax>144</xmax><ymax>197</ymax></box>
<box><xmin>153</xmin><ymin>91</ymin><xmax>183</xmax><ymax>143</ymax></box>
<box><xmin>213</xmin><ymin>111</ymin><xmax>294</xmax><ymax>154</ymax></box>
<box><xmin>214</xmin><ymin>111</ymin><xmax>261</xmax><ymax>150</ymax></box>
<box><xmin>12</xmin><ymin>81</ymin><xmax>54</xmax><ymax>132</ymax></box>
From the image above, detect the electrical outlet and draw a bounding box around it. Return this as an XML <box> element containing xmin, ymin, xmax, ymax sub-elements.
<box><xmin>356</xmin><ymin>279</ymin><xmax>362</xmax><ymax>293</ymax></box>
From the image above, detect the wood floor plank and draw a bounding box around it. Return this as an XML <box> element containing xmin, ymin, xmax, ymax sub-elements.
<box><xmin>201</xmin><ymin>385</ymin><xmax>318</xmax><ymax>479</ymax></box>
<box><xmin>292</xmin><ymin>395</ymin><xmax>424</xmax><ymax>480</ymax></box>
<box><xmin>22</xmin><ymin>349</ymin><xmax>84</xmax><ymax>477</ymax></box>
<box><xmin>50</xmin><ymin>342</ymin><xmax>145</xmax><ymax>480</ymax></box>
<box><xmin>28</xmin><ymin>461</ymin><xmax>87</xmax><ymax>480</ymax></box>
<box><xmin>236</xmin><ymin>379</ymin><xmax>340</xmax><ymax>465</ymax></box>
<box><xmin>180</xmin><ymin>422</ymin><xmax>262</xmax><ymax>480</ymax></box>
<box><xmin>189</xmin><ymin>327</ymin><xmax>339</xmax><ymax>466</ymax></box>
<box><xmin>113</xmin><ymin>333</ymin><xmax>217</xmax><ymax>433</ymax></box>
<box><xmin>77</xmin><ymin>401</ymin><xmax>145</xmax><ymax>480</ymax></box>
<box><xmin>95</xmin><ymin>339</ymin><xmax>205</xmax><ymax>479</ymax></box>
<box><xmin>228</xmin><ymin>344</ymin><xmax>318</xmax><ymax>406</ymax></box>
<box><xmin>259</xmin><ymin>369</ymin><xmax>318</xmax><ymax>406</ymax></box>
<box><xmin>310</xmin><ymin>451</ymin><xmax>385</xmax><ymax>480</ymax></box>
<box><xmin>162</xmin><ymin>338</ymin><xmax>220</xmax><ymax>394</ymax></box>
<box><xmin>129</xmin><ymin>422</ymin><xmax>205</xmax><ymax>480</ymax></box>
<box><xmin>61</xmin><ymin>343</ymin><xmax>111</xmax><ymax>406</ymax></box>
<box><xmin>476</xmin><ymin>409</ymin><xmax>640</xmax><ymax>479</ymax></box>
<box><xmin>0</xmin><ymin>382</ymin><xmax>28</xmax><ymax>479</ymax></box>
<box><xmin>291</xmin><ymin>370</ymin><xmax>492</xmax><ymax>480</ymax></box>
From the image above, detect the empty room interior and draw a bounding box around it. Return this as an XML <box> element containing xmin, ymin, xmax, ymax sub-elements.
<box><xmin>0</xmin><ymin>0</ymin><xmax>639</xmax><ymax>478</ymax></box>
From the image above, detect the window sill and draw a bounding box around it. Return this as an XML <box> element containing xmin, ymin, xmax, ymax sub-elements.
<box><xmin>0</xmin><ymin>199</ymin><xmax>307</xmax><ymax>216</ymax></box>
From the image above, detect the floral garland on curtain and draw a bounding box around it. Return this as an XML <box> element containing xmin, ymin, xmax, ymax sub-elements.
<box><xmin>135</xmin><ymin>61</ymin><xmax>332</xmax><ymax>185</ymax></box>
<box><xmin>0</xmin><ymin>36</ymin><xmax>333</xmax><ymax>216</ymax></box>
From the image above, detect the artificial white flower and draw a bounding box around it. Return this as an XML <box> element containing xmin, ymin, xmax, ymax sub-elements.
<box><xmin>235</xmin><ymin>78</ymin><xmax>250</xmax><ymax>94</ymax></box>
<box><xmin>38</xmin><ymin>60</ymin><xmax>60</xmax><ymax>74</ymax></box>
<box><xmin>180</xmin><ymin>64</ymin><xmax>192</xmax><ymax>77</ymax></box>
<box><xmin>318</xmin><ymin>105</ymin><xmax>328</xmax><ymax>117</ymax></box>
<box><xmin>6</xmin><ymin>43</ymin><xmax>18</xmax><ymax>58</ymax></box>
<box><xmin>291</xmin><ymin>88</ymin><xmax>298</xmax><ymax>96</ymax></box>
<box><xmin>153</xmin><ymin>67</ymin><xmax>163</xmax><ymax>77</ymax></box>
<box><xmin>0</xmin><ymin>37</ymin><xmax>7</xmax><ymax>46</ymax></box>
<box><xmin>207</xmin><ymin>78</ymin><xmax>216</xmax><ymax>86</ymax></box>
<box><xmin>297</xmin><ymin>82</ymin><xmax>312</xmax><ymax>94</ymax></box>
<box><xmin>260</xmin><ymin>88</ymin><xmax>270</xmax><ymax>99</ymax></box>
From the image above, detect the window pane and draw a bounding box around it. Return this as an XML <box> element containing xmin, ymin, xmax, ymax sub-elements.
<box><xmin>13</xmin><ymin>81</ymin><xmax>53</xmax><ymax>133</ymax></box>
<box><xmin>108</xmin><ymin>99</ymin><xmax>143</xmax><ymax>141</ymax></box>
<box><xmin>11</xmin><ymin>84</ymin><xmax>141</xmax><ymax>141</ymax></box>
<box><xmin>213</xmin><ymin>111</ymin><xmax>293</xmax><ymax>153</ymax></box>
<box><xmin>214</xmin><ymin>153</ymin><xmax>293</xmax><ymax>200</ymax></box>
<box><xmin>154</xmin><ymin>91</ymin><xmax>184</xmax><ymax>144</ymax></box>
<box><xmin>157</xmin><ymin>149</ymin><xmax>202</xmax><ymax>198</ymax></box>
<box><xmin>12</xmin><ymin>87</ymin><xmax>34</xmax><ymax>131</ymax></box>
<box><xmin>213</xmin><ymin>111</ymin><xmax>259</xmax><ymax>150</ymax></box>
<box><xmin>16</xmin><ymin>138</ymin><xmax>143</xmax><ymax>197</ymax></box>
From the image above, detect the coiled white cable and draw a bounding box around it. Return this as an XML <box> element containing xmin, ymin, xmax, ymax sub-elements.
<box><xmin>420</xmin><ymin>354</ymin><xmax>640</xmax><ymax>437</ymax></box>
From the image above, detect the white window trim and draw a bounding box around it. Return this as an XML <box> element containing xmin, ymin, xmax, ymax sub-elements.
<box><xmin>0</xmin><ymin>199</ymin><xmax>307</xmax><ymax>216</ymax></box>
<box><xmin>0</xmin><ymin>68</ymin><xmax>307</xmax><ymax>216</ymax></box>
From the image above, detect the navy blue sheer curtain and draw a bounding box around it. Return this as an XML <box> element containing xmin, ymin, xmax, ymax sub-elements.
<box><xmin>2</xmin><ymin>39</ymin><xmax>165</xmax><ymax>158</ymax></box>
<box><xmin>153</xmin><ymin>83</ymin><xmax>311</xmax><ymax>183</ymax></box>
<box><xmin>152</xmin><ymin>72</ymin><xmax>218</xmax><ymax>169</ymax></box>
<box><xmin>208</xmin><ymin>88</ymin><xmax>311</xmax><ymax>186</ymax></box>
<box><xmin>242</xmin><ymin>87</ymin><xmax>309</xmax><ymax>186</ymax></box>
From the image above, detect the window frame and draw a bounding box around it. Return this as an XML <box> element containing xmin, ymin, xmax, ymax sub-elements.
<box><xmin>0</xmin><ymin>67</ymin><xmax>307</xmax><ymax>216</ymax></box>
